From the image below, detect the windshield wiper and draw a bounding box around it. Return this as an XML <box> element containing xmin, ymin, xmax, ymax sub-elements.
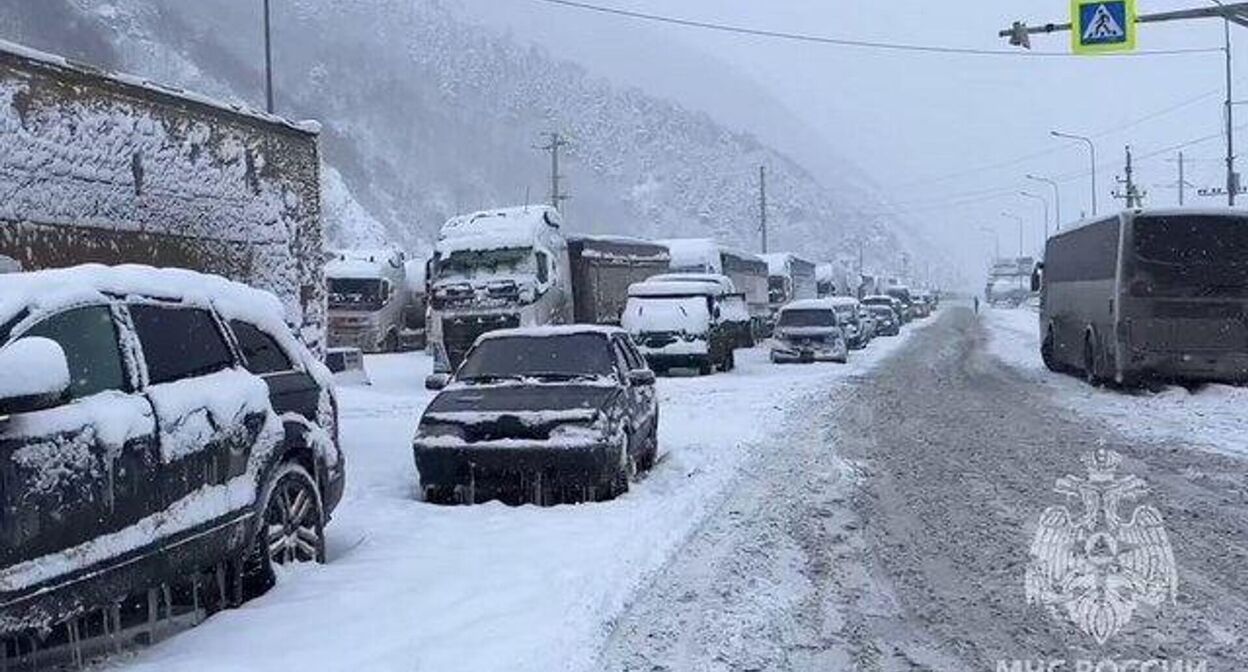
<box><xmin>460</xmin><ymin>374</ymin><xmax>525</xmax><ymax>384</ymax></box>
<box><xmin>528</xmin><ymin>372</ymin><xmax>601</xmax><ymax>382</ymax></box>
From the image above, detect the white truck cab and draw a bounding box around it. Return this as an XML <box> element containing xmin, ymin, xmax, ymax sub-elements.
<box><xmin>428</xmin><ymin>206</ymin><xmax>572</xmax><ymax>369</ymax></box>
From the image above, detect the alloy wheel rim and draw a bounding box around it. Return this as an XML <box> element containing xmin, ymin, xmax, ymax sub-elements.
<box><xmin>265</xmin><ymin>479</ymin><xmax>320</xmax><ymax>565</ymax></box>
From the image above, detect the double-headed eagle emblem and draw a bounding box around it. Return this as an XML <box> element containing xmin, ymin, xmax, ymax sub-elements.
<box><xmin>1025</xmin><ymin>449</ymin><xmax>1177</xmax><ymax>644</ymax></box>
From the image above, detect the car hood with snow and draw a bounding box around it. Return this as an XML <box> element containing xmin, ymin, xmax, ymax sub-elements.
<box><xmin>422</xmin><ymin>382</ymin><xmax>618</xmax><ymax>425</ymax></box>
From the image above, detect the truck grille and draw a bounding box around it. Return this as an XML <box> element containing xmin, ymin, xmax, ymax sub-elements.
<box><xmin>443</xmin><ymin>314</ymin><xmax>520</xmax><ymax>368</ymax></box>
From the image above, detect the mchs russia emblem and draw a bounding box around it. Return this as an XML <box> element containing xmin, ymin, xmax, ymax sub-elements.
<box><xmin>1025</xmin><ymin>449</ymin><xmax>1177</xmax><ymax>644</ymax></box>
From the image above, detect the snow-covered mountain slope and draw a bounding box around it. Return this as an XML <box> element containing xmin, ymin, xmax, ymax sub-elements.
<box><xmin>1</xmin><ymin>0</ymin><xmax>910</xmax><ymax>267</ymax></box>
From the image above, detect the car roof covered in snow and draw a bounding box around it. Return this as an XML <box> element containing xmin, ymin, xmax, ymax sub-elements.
<box><xmin>823</xmin><ymin>296</ymin><xmax>861</xmax><ymax>307</ymax></box>
<box><xmin>0</xmin><ymin>263</ymin><xmax>287</xmax><ymax>324</ymax></box>
<box><xmin>645</xmin><ymin>273</ymin><xmax>735</xmax><ymax>293</ymax></box>
<box><xmin>779</xmin><ymin>298</ymin><xmax>843</xmax><ymax>312</ymax></box>
<box><xmin>628</xmin><ymin>280</ymin><xmax>719</xmax><ymax>298</ymax></box>
<box><xmin>862</xmin><ymin>294</ymin><xmax>900</xmax><ymax>303</ymax></box>
<box><xmin>437</xmin><ymin>206</ymin><xmax>561</xmax><ymax>255</ymax></box>
<box><xmin>476</xmin><ymin>324</ymin><xmax>626</xmax><ymax>342</ymax></box>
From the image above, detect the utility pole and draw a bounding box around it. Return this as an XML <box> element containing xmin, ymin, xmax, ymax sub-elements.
<box><xmin>758</xmin><ymin>166</ymin><xmax>768</xmax><ymax>254</ymax></box>
<box><xmin>1166</xmin><ymin>152</ymin><xmax>1194</xmax><ymax>206</ymax></box>
<box><xmin>263</xmin><ymin>0</ymin><xmax>274</xmax><ymax>114</ymax></box>
<box><xmin>538</xmin><ymin>132</ymin><xmax>570</xmax><ymax>211</ymax></box>
<box><xmin>1113</xmin><ymin>145</ymin><xmax>1146</xmax><ymax>208</ymax></box>
<box><xmin>1224</xmin><ymin>16</ymin><xmax>1238</xmax><ymax>206</ymax></box>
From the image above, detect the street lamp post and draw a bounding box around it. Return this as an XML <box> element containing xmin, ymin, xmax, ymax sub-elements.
<box><xmin>1002</xmin><ymin>212</ymin><xmax>1025</xmax><ymax>258</ymax></box>
<box><xmin>1026</xmin><ymin>174</ymin><xmax>1062</xmax><ymax>231</ymax></box>
<box><xmin>1052</xmin><ymin>131</ymin><xmax>1098</xmax><ymax>216</ymax></box>
<box><xmin>1020</xmin><ymin>191</ymin><xmax>1050</xmax><ymax>249</ymax></box>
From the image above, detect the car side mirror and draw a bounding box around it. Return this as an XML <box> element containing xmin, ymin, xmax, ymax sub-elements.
<box><xmin>628</xmin><ymin>369</ymin><xmax>656</xmax><ymax>387</ymax></box>
<box><xmin>0</xmin><ymin>337</ymin><xmax>71</xmax><ymax>417</ymax></box>
<box><xmin>424</xmin><ymin>373</ymin><xmax>451</xmax><ymax>391</ymax></box>
<box><xmin>1031</xmin><ymin>263</ymin><xmax>1044</xmax><ymax>292</ymax></box>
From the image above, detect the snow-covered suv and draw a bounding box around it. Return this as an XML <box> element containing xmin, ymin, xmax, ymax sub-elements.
<box><xmin>0</xmin><ymin>265</ymin><xmax>344</xmax><ymax>639</ymax></box>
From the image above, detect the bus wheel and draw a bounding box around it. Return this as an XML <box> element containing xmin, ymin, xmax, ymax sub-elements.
<box><xmin>1041</xmin><ymin>328</ymin><xmax>1059</xmax><ymax>372</ymax></box>
<box><xmin>1083</xmin><ymin>333</ymin><xmax>1101</xmax><ymax>386</ymax></box>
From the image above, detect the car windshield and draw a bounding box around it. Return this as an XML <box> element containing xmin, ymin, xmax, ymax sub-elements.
<box><xmin>436</xmin><ymin>248</ymin><xmax>535</xmax><ymax>281</ymax></box>
<box><xmin>1131</xmin><ymin>215</ymin><xmax>1248</xmax><ymax>298</ymax></box>
<box><xmin>328</xmin><ymin>277</ymin><xmax>384</xmax><ymax>310</ymax></box>
<box><xmin>623</xmin><ymin>296</ymin><xmax>711</xmax><ymax>334</ymax></box>
<box><xmin>869</xmin><ymin>306</ymin><xmax>893</xmax><ymax>318</ymax></box>
<box><xmin>456</xmin><ymin>333</ymin><xmax>614</xmax><ymax>381</ymax></box>
<box><xmin>777</xmin><ymin>309</ymin><xmax>837</xmax><ymax>328</ymax></box>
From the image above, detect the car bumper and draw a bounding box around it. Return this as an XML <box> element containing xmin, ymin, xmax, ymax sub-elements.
<box><xmin>770</xmin><ymin>343</ymin><xmax>847</xmax><ymax>363</ymax></box>
<box><xmin>413</xmin><ymin>440</ymin><xmax>617</xmax><ymax>503</ymax></box>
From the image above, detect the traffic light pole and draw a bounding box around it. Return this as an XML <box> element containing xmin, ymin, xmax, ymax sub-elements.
<box><xmin>1002</xmin><ymin>2</ymin><xmax>1248</xmax><ymax>207</ymax></box>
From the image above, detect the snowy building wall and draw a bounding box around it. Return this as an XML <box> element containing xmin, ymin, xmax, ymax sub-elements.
<box><xmin>0</xmin><ymin>45</ymin><xmax>326</xmax><ymax>353</ymax></box>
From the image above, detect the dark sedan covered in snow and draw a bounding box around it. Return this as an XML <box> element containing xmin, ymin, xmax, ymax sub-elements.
<box><xmin>414</xmin><ymin>326</ymin><xmax>659</xmax><ymax>505</ymax></box>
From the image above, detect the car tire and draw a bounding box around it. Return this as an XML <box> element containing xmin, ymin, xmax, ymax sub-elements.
<box><xmin>698</xmin><ymin>360</ymin><xmax>713</xmax><ymax>376</ymax></box>
<box><xmin>607</xmin><ymin>431</ymin><xmax>636</xmax><ymax>500</ymax></box>
<box><xmin>724</xmin><ymin>350</ymin><xmax>736</xmax><ymax>372</ymax></box>
<box><xmin>244</xmin><ymin>462</ymin><xmax>325</xmax><ymax>596</ymax></box>
<box><xmin>637</xmin><ymin>424</ymin><xmax>659</xmax><ymax>472</ymax></box>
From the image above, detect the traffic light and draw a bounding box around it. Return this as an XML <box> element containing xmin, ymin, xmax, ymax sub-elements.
<box><xmin>1008</xmin><ymin>21</ymin><xmax>1032</xmax><ymax>49</ymax></box>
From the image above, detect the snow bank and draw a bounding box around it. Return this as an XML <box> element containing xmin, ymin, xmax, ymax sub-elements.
<box><xmin>984</xmin><ymin>307</ymin><xmax>1248</xmax><ymax>460</ymax></box>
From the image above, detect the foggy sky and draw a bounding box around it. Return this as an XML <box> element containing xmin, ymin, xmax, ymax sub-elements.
<box><xmin>457</xmin><ymin>0</ymin><xmax>1237</xmax><ymax>281</ymax></box>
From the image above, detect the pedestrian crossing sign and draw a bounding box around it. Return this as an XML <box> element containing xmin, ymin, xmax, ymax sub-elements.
<box><xmin>1072</xmin><ymin>0</ymin><xmax>1137</xmax><ymax>54</ymax></box>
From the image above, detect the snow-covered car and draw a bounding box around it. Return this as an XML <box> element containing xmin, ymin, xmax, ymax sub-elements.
<box><xmin>826</xmin><ymin>297</ymin><xmax>869</xmax><ymax>350</ymax></box>
<box><xmin>622</xmin><ymin>280</ymin><xmax>737</xmax><ymax>375</ymax></box>
<box><xmin>414</xmin><ymin>326</ymin><xmax>659</xmax><ymax>505</ymax></box>
<box><xmin>862</xmin><ymin>294</ymin><xmax>906</xmax><ymax>326</ymax></box>
<box><xmin>769</xmin><ymin>299</ymin><xmax>849</xmax><ymax>364</ymax></box>
<box><xmin>645</xmin><ymin>273</ymin><xmax>754</xmax><ymax>348</ymax></box>
<box><xmin>866</xmin><ymin>304</ymin><xmax>901</xmax><ymax>336</ymax></box>
<box><xmin>0</xmin><ymin>265</ymin><xmax>344</xmax><ymax>638</ymax></box>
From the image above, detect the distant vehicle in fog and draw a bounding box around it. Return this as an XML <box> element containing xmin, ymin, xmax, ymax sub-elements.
<box><xmin>326</xmin><ymin>248</ymin><xmax>411</xmax><ymax>353</ymax></box>
<box><xmin>761</xmin><ymin>253</ymin><xmax>818</xmax><ymax>317</ymax></box>
<box><xmin>862</xmin><ymin>294</ymin><xmax>905</xmax><ymax>326</ymax></box>
<box><xmin>884</xmin><ymin>286</ymin><xmax>915</xmax><ymax>323</ymax></box>
<box><xmin>1035</xmin><ymin>208</ymin><xmax>1248</xmax><ymax>385</ymax></box>
<box><xmin>414</xmin><ymin>326</ymin><xmax>658</xmax><ymax>505</ymax></box>
<box><xmin>622</xmin><ymin>280</ymin><xmax>737</xmax><ymax>375</ymax></box>
<box><xmin>986</xmin><ymin>257</ymin><xmax>1035</xmax><ymax>308</ymax></box>
<box><xmin>428</xmin><ymin>206</ymin><xmax>572</xmax><ymax>370</ymax></box>
<box><xmin>866</xmin><ymin>304</ymin><xmax>901</xmax><ymax>336</ymax></box>
<box><xmin>826</xmin><ymin>297</ymin><xmax>870</xmax><ymax>349</ymax></box>
<box><xmin>769</xmin><ymin>299</ymin><xmax>848</xmax><ymax>364</ymax></box>
<box><xmin>401</xmin><ymin>258</ymin><xmax>428</xmax><ymax>350</ymax></box>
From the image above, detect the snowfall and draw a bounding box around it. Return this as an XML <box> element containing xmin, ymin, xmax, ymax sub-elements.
<box><xmin>107</xmin><ymin>324</ymin><xmax>929</xmax><ymax>672</ymax></box>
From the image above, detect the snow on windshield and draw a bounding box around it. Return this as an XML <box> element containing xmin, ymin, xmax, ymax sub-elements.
<box><xmin>622</xmin><ymin>296</ymin><xmax>711</xmax><ymax>334</ymax></box>
<box><xmin>435</xmin><ymin>248</ymin><xmax>535</xmax><ymax>281</ymax></box>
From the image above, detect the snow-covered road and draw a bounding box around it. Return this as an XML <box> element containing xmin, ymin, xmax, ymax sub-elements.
<box><xmin>107</xmin><ymin>324</ymin><xmax>927</xmax><ymax>672</ymax></box>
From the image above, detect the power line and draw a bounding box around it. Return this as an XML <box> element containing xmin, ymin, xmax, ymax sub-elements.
<box><xmin>528</xmin><ymin>0</ymin><xmax>1222</xmax><ymax>58</ymax></box>
<box><xmin>897</xmin><ymin>87</ymin><xmax>1223</xmax><ymax>188</ymax></box>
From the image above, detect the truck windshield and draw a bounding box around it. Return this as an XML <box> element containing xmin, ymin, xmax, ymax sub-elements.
<box><xmin>436</xmin><ymin>248</ymin><xmax>535</xmax><ymax>281</ymax></box>
<box><xmin>329</xmin><ymin>278</ymin><xmax>385</xmax><ymax>310</ymax></box>
<box><xmin>768</xmin><ymin>277</ymin><xmax>787</xmax><ymax>303</ymax></box>
<box><xmin>458</xmin><ymin>333</ymin><xmax>614</xmax><ymax>381</ymax></box>
<box><xmin>778</xmin><ymin>309</ymin><xmax>837</xmax><ymax>328</ymax></box>
<box><xmin>1131</xmin><ymin>215</ymin><xmax>1248</xmax><ymax>298</ymax></box>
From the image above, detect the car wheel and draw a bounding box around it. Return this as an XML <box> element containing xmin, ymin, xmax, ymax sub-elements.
<box><xmin>637</xmin><ymin>424</ymin><xmax>659</xmax><ymax>472</ymax></box>
<box><xmin>245</xmin><ymin>462</ymin><xmax>325</xmax><ymax>595</ymax></box>
<box><xmin>698</xmin><ymin>359</ymin><xmax>713</xmax><ymax>376</ymax></box>
<box><xmin>724</xmin><ymin>350</ymin><xmax>736</xmax><ymax>371</ymax></box>
<box><xmin>607</xmin><ymin>431</ymin><xmax>636</xmax><ymax>499</ymax></box>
